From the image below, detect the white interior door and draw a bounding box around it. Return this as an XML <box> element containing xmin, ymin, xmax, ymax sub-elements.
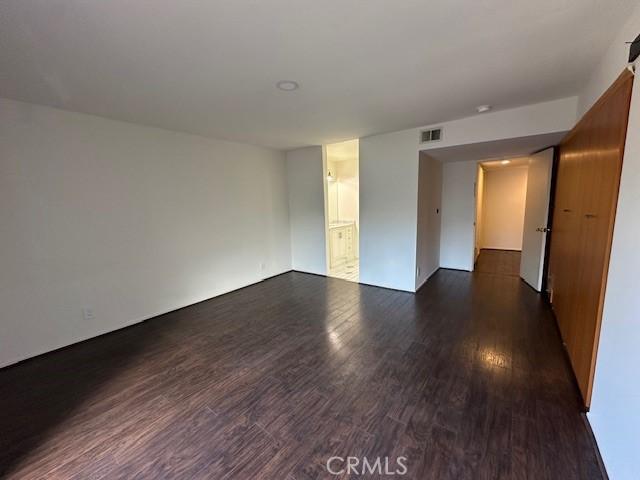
<box><xmin>520</xmin><ymin>148</ymin><xmax>554</xmax><ymax>291</ymax></box>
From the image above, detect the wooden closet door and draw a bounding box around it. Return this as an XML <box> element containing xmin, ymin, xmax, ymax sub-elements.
<box><xmin>566</xmin><ymin>123</ymin><xmax>597</xmax><ymax>367</ymax></box>
<box><xmin>549</xmin><ymin>70</ymin><xmax>633</xmax><ymax>407</ymax></box>
<box><xmin>549</xmin><ymin>131</ymin><xmax>583</xmax><ymax>344</ymax></box>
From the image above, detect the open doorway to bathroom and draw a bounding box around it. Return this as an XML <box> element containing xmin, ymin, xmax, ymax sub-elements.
<box><xmin>324</xmin><ymin>139</ymin><xmax>359</xmax><ymax>282</ymax></box>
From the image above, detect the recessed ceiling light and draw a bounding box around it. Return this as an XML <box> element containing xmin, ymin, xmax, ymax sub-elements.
<box><xmin>276</xmin><ymin>80</ymin><xmax>299</xmax><ymax>91</ymax></box>
<box><xmin>476</xmin><ymin>105</ymin><xmax>492</xmax><ymax>113</ymax></box>
<box><xmin>501</xmin><ymin>160</ymin><xmax>511</xmax><ymax>165</ymax></box>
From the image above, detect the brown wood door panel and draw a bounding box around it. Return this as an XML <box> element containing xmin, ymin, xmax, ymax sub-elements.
<box><xmin>549</xmin><ymin>70</ymin><xmax>633</xmax><ymax>407</ymax></box>
<box><xmin>566</xmin><ymin>133</ymin><xmax>591</xmax><ymax>367</ymax></box>
<box><xmin>549</xmin><ymin>145</ymin><xmax>575</xmax><ymax>339</ymax></box>
<box><xmin>551</xmin><ymin>132</ymin><xmax>584</xmax><ymax>351</ymax></box>
<box><xmin>584</xmin><ymin>75</ymin><xmax>633</xmax><ymax>400</ymax></box>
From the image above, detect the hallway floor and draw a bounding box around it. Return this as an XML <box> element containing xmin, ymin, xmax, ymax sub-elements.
<box><xmin>475</xmin><ymin>249</ymin><xmax>522</xmax><ymax>276</ymax></box>
<box><xmin>0</xmin><ymin>255</ymin><xmax>602</xmax><ymax>479</ymax></box>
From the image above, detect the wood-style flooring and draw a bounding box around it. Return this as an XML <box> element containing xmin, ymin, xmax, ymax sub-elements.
<box><xmin>475</xmin><ymin>249</ymin><xmax>522</xmax><ymax>277</ymax></box>
<box><xmin>0</xmin><ymin>252</ymin><xmax>602</xmax><ymax>479</ymax></box>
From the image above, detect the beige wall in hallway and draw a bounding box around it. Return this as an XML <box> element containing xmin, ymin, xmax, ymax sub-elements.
<box><xmin>480</xmin><ymin>165</ymin><xmax>528</xmax><ymax>251</ymax></box>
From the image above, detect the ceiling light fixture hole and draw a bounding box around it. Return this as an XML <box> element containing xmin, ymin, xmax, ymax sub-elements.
<box><xmin>276</xmin><ymin>80</ymin><xmax>299</xmax><ymax>91</ymax></box>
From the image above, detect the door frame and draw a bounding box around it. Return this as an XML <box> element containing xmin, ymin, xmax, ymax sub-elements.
<box><xmin>472</xmin><ymin>148</ymin><xmax>558</xmax><ymax>287</ymax></box>
<box><xmin>540</xmin><ymin>146</ymin><xmax>559</xmax><ymax>298</ymax></box>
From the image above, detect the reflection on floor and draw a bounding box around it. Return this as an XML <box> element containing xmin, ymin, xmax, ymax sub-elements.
<box><xmin>329</xmin><ymin>259</ymin><xmax>359</xmax><ymax>282</ymax></box>
<box><xmin>0</xmin><ymin>269</ymin><xmax>602</xmax><ymax>479</ymax></box>
<box><xmin>475</xmin><ymin>249</ymin><xmax>521</xmax><ymax>276</ymax></box>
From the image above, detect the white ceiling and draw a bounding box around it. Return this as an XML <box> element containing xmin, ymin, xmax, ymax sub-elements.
<box><xmin>1</xmin><ymin>1</ymin><xmax>637</xmax><ymax>149</ymax></box>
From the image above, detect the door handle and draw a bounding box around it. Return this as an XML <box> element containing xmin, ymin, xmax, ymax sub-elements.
<box><xmin>536</xmin><ymin>227</ymin><xmax>551</xmax><ymax>232</ymax></box>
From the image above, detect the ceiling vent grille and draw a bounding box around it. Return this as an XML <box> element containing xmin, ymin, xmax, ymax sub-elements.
<box><xmin>420</xmin><ymin>127</ymin><xmax>442</xmax><ymax>144</ymax></box>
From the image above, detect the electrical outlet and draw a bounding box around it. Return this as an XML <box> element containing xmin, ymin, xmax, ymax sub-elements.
<box><xmin>260</xmin><ymin>262</ymin><xmax>266</xmax><ymax>271</ymax></box>
<box><xmin>82</xmin><ymin>308</ymin><xmax>95</xmax><ymax>321</ymax></box>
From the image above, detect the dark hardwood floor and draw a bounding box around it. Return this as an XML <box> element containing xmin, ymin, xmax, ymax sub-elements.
<box><xmin>0</xmin><ymin>253</ymin><xmax>602</xmax><ymax>479</ymax></box>
<box><xmin>475</xmin><ymin>249</ymin><xmax>522</xmax><ymax>277</ymax></box>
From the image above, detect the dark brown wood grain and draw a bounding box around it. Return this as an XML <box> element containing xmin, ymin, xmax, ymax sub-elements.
<box><xmin>0</xmin><ymin>254</ymin><xmax>603</xmax><ymax>479</ymax></box>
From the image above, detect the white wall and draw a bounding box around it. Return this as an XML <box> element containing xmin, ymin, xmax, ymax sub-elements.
<box><xmin>424</xmin><ymin>98</ymin><xmax>577</xmax><ymax>274</ymax></box>
<box><xmin>578</xmin><ymin>5</ymin><xmax>640</xmax><ymax>117</ymax></box>
<box><xmin>416</xmin><ymin>153</ymin><xmax>442</xmax><ymax>289</ymax></box>
<box><xmin>372</xmin><ymin>97</ymin><xmax>576</xmax><ymax>279</ymax></box>
<box><xmin>440</xmin><ymin>160</ymin><xmax>477</xmax><ymax>271</ymax></box>
<box><xmin>420</xmin><ymin>97</ymin><xmax>578</xmax><ymax>152</ymax></box>
<box><xmin>286</xmin><ymin>146</ymin><xmax>327</xmax><ymax>275</ymax></box>
<box><xmin>584</xmin><ymin>4</ymin><xmax>640</xmax><ymax>479</ymax></box>
<box><xmin>360</xmin><ymin>129</ymin><xmax>419</xmax><ymax>291</ymax></box>
<box><xmin>286</xmin><ymin>98</ymin><xmax>578</xmax><ymax>291</ymax></box>
<box><xmin>0</xmin><ymin>98</ymin><xmax>291</xmax><ymax>368</ymax></box>
<box><xmin>480</xmin><ymin>166</ymin><xmax>528</xmax><ymax>250</ymax></box>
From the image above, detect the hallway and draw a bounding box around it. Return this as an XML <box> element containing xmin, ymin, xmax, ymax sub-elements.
<box><xmin>0</xmin><ymin>259</ymin><xmax>602</xmax><ymax>479</ymax></box>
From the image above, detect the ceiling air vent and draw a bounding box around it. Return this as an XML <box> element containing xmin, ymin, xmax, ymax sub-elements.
<box><xmin>420</xmin><ymin>127</ymin><xmax>442</xmax><ymax>144</ymax></box>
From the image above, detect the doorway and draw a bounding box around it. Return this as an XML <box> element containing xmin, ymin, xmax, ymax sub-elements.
<box><xmin>474</xmin><ymin>148</ymin><xmax>554</xmax><ymax>291</ymax></box>
<box><xmin>324</xmin><ymin>139</ymin><xmax>359</xmax><ymax>282</ymax></box>
<box><xmin>475</xmin><ymin>157</ymin><xmax>530</xmax><ymax>272</ymax></box>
